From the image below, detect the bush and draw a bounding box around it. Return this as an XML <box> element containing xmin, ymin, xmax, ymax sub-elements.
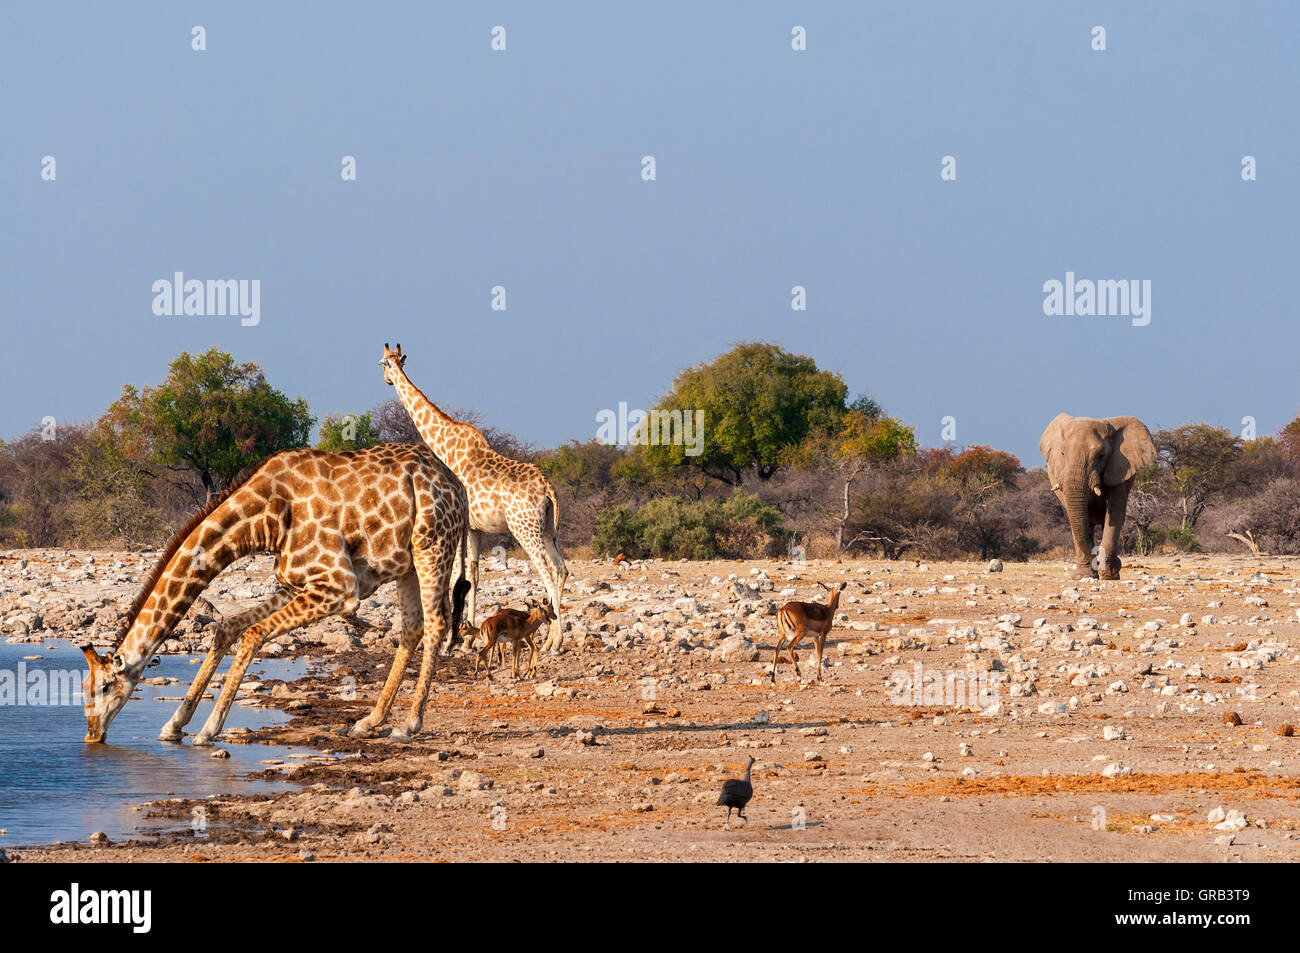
<box><xmin>1160</xmin><ymin>524</ymin><xmax>1202</xmax><ymax>553</ymax></box>
<box><xmin>0</xmin><ymin>427</ymin><xmax>92</xmax><ymax>547</ymax></box>
<box><xmin>592</xmin><ymin>492</ymin><xmax>788</xmax><ymax>560</ymax></box>
<box><xmin>1225</xmin><ymin>479</ymin><xmax>1300</xmax><ymax>554</ymax></box>
<box><xmin>591</xmin><ymin>504</ymin><xmax>645</xmax><ymax>557</ymax></box>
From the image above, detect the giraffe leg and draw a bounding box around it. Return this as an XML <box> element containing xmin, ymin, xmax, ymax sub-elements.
<box><xmin>193</xmin><ymin>589</ymin><xmax>347</xmax><ymax>746</ymax></box>
<box><xmin>392</xmin><ymin>533</ymin><xmax>454</xmax><ymax>739</ymax></box>
<box><xmin>516</xmin><ymin>534</ymin><xmax>564</xmax><ymax>654</ymax></box>
<box><xmin>350</xmin><ymin>571</ymin><xmax>422</xmax><ymax>739</ymax></box>
<box><xmin>161</xmin><ymin>589</ymin><xmax>294</xmax><ymax>741</ymax></box>
<box><xmin>515</xmin><ymin>535</ymin><xmax>561</xmax><ymax>653</ymax></box>
<box><xmin>508</xmin><ymin>510</ymin><xmax>566</xmax><ymax>655</ymax></box>
<box><xmin>538</xmin><ymin>525</ymin><xmax>567</xmax><ymax>654</ymax></box>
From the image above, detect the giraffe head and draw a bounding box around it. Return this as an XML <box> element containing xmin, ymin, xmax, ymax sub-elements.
<box><xmin>380</xmin><ymin>342</ymin><xmax>407</xmax><ymax>386</ymax></box>
<box><xmin>79</xmin><ymin>643</ymin><xmax>138</xmax><ymax>742</ymax></box>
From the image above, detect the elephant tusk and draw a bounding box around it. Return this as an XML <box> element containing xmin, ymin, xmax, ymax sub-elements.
<box><xmin>1092</xmin><ymin>486</ymin><xmax>1103</xmax><ymax>496</ymax></box>
<box><xmin>1051</xmin><ymin>484</ymin><xmax>1062</xmax><ymax>492</ymax></box>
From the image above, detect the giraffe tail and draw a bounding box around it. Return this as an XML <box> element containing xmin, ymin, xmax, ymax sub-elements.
<box><xmin>447</xmin><ymin>519</ymin><xmax>470</xmax><ymax>650</ymax></box>
<box><xmin>449</xmin><ymin>578</ymin><xmax>471</xmax><ymax>652</ymax></box>
<box><xmin>546</xmin><ymin>483</ymin><xmax>568</xmax><ymax>587</ymax></box>
<box><xmin>545</xmin><ymin>485</ymin><xmax>561</xmax><ymax>539</ymax></box>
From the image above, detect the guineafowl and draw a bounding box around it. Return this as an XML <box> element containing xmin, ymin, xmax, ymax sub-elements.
<box><xmin>717</xmin><ymin>756</ymin><xmax>756</xmax><ymax>829</ymax></box>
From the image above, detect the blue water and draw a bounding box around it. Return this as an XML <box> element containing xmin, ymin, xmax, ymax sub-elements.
<box><xmin>0</xmin><ymin>642</ymin><xmax>325</xmax><ymax>847</ymax></box>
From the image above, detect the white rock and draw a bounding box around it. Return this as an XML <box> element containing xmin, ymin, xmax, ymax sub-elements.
<box><xmin>457</xmin><ymin>771</ymin><xmax>493</xmax><ymax>792</ymax></box>
<box><xmin>713</xmin><ymin>635</ymin><xmax>759</xmax><ymax>662</ymax></box>
<box><xmin>1214</xmin><ymin>809</ymin><xmax>1249</xmax><ymax>832</ymax></box>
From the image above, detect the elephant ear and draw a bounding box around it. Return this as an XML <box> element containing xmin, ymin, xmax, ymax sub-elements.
<box><xmin>1103</xmin><ymin>416</ymin><xmax>1157</xmax><ymax>485</ymax></box>
<box><xmin>1038</xmin><ymin>413</ymin><xmax>1072</xmax><ymax>486</ymax></box>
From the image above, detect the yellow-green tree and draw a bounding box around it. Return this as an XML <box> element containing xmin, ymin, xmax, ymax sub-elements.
<box><xmin>643</xmin><ymin>342</ymin><xmax>849</xmax><ymax>484</ymax></box>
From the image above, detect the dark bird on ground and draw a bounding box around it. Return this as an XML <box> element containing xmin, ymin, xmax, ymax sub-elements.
<box><xmin>717</xmin><ymin>756</ymin><xmax>756</xmax><ymax>829</ymax></box>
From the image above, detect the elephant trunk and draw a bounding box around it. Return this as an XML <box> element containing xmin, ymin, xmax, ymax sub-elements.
<box><xmin>1062</xmin><ymin>480</ymin><xmax>1095</xmax><ymax>568</ymax></box>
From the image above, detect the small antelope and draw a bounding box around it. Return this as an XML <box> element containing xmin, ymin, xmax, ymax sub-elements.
<box><xmin>461</xmin><ymin>617</ymin><xmax>509</xmax><ymax>667</ymax></box>
<box><xmin>473</xmin><ymin>599</ymin><xmax>557</xmax><ymax>680</ymax></box>
<box><xmin>771</xmin><ymin>581</ymin><xmax>848</xmax><ymax>684</ymax></box>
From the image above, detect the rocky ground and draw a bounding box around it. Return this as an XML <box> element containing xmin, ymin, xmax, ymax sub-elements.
<box><xmin>3</xmin><ymin>549</ymin><xmax>1300</xmax><ymax>862</ymax></box>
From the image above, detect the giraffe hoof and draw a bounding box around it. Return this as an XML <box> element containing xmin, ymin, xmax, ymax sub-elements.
<box><xmin>348</xmin><ymin>720</ymin><xmax>378</xmax><ymax>739</ymax></box>
<box><xmin>191</xmin><ymin>732</ymin><xmax>214</xmax><ymax>748</ymax></box>
<box><xmin>158</xmin><ymin>725</ymin><xmax>184</xmax><ymax>743</ymax></box>
<box><xmin>387</xmin><ymin>726</ymin><xmax>410</xmax><ymax>742</ymax></box>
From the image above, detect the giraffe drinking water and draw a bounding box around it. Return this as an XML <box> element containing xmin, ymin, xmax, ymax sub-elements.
<box><xmin>80</xmin><ymin>443</ymin><xmax>469</xmax><ymax>745</ymax></box>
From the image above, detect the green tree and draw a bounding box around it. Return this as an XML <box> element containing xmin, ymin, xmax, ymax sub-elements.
<box><xmin>107</xmin><ymin>349</ymin><xmax>314</xmax><ymax>502</ymax></box>
<box><xmin>847</xmin><ymin>393</ymin><xmax>883</xmax><ymax>418</ymax></box>
<box><xmin>643</xmin><ymin>342</ymin><xmax>849</xmax><ymax>484</ymax></box>
<box><xmin>537</xmin><ymin>439</ymin><xmax>626</xmax><ymax>493</ymax></box>
<box><xmin>317</xmin><ymin>412</ymin><xmax>381</xmax><ymax>451</ymax></box>
<box><xmin>1155</xmin><ymin>424</ymin><xmax>1244</xmax><ymax>532</ymax></box>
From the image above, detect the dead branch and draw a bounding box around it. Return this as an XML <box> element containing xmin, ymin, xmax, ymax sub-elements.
<box><xmin>1225</xmin><ymin>530</ymin><xmax>1266</xmax><ymax>557</ymax></box>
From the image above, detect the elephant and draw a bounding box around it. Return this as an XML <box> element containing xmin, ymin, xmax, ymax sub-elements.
<box><xmin>1039</xmin><ymin>413</ymin><xmax>1158</xmax><ymax>580</ymax></box>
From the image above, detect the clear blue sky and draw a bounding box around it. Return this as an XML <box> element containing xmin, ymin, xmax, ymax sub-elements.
<box><xmin>2</xmin><ymin>2</ymin><xmax>1296</xmax><ymax>464</ymax></box>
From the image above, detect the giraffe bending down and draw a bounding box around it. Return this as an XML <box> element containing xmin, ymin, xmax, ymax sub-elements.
<box><xmin>79</xmin><ymin>444</ymin><xmax>469</xmax><ymax>745</ymax></box>
<box><xmin>381</xmin><ymin>342</ymin><xmax>569</xmax><ymax>652</ymax></box>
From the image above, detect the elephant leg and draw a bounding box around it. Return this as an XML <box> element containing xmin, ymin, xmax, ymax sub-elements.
<box><xmin>1098</xmin><ymin>481</ymin><xmax>1132</xmax><ymax>580</ymax></box>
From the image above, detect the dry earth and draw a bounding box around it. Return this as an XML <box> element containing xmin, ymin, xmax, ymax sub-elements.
<box><xmin>4</xmin><ymin>549</ymin><xmax>1300</xmax><ymax>862</ymax></box>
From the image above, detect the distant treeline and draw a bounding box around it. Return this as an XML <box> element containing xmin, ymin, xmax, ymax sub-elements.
<box><xmin>5</xmin><ymin>344</ymin><xmax>1300</xmax><ymax>561</ymax></box>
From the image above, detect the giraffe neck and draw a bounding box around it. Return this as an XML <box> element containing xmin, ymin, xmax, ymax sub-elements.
<box><xmin>115</xmin><ymin>491</ymin><xmax>279</xmax><ymax>677</ymax></box>
<box><xmin>389</xmin><ymin>364</ymin><xmax>485</xmax><ymax>469</ymax></box>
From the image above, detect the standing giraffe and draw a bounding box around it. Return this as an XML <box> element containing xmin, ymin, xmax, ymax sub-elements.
<box><xmin>79</xmin><ymin>443</ymin><xmax>469</xmax><ymax>745</ymax></box>
<box><xmin>380</xmin><ymin>343</ymin><xmax>569</xmax><ymax>652</ymax></box>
